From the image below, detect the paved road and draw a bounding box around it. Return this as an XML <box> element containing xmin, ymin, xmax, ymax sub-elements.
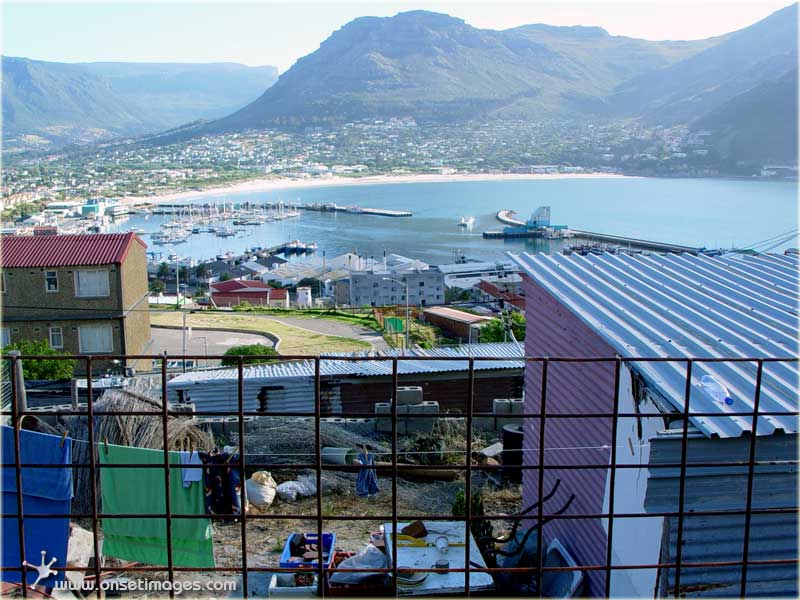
<box><xmin>150</xmin><ymin>327</ymin><xmax>275</xmax><ymax>365</ymax></box>
<box><xmin>254</xmin><ymin>315</ymin><xmax>390</xmax><ymax>352</ymax></box>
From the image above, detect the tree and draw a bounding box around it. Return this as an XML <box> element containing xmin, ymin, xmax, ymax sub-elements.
<box><xmin>445</xmin><ymin>288</ymin><xmax>471</xmax><ymax>303</ymax></box>
<box><xmin>479</xmin><ymin>312</ymin><xmax>526</xmax><ymax>343</ymax></box>
<box><xmin>2</xmin><ymin>339</ymin><xmax>76</xmax><ymax>380</ymax></box>
<box><xmin>157</xmin><ymin>262</ymin><xmax>170</xmax><ymax>279</ymax></box>
<box><xmin>295</xmin><ymin>277</ymin><xmax>322</xmax><ymax>297</ymax></box>
<box><xmin>179</xmin><ymin>266</ymin><xmax>189</xmax><ymax>282</ymax></box>
<box><xmin>221</xmin><ymin>344</ymin><xmax>278</xmax><ymax>366</ymax></box>
<box><xmin>149</xmin><ymin>279</ymin><xmax>166</xmax><ymax>294</ymax></box>
<box><xmin>219</xmin><ymin>272</ymin><xmax>232</xmax><ymax>282</ymax></box>
<box><xmin>195</xmin><ymin>263</ymin><xmax>208</xmax><ymax>280</ymax></box>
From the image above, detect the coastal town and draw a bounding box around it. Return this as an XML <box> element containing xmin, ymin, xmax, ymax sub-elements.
<box><xmin>1</xmin><ymin>1</ymin><xmax>798</xmax><ymax>599</ymax></box>
<box><xmin>5</xmin><ymin>118</ymin><xmax>796</xmax><ymax>216</ymax></box>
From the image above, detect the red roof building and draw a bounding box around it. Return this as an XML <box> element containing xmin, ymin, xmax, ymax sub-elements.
<box><xmin>0</xmin><ymin>232</ymin><xmax>151</xmax><ymax>373</ymax></box>
<box><xmin>209</xmin><ymin>279</ymin><xmax>289</xmax><ymax>308</ymax></box>
<box><xmin>0</xmin><ymin>232</ymin><xmax>146</xmax><ymax>268</ymax></box>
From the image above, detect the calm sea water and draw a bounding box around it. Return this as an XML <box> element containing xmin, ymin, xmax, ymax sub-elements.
<box><xmin>110</xmin><ymin>178</ymin><xmax>799</xmax><ymax>263</ymax></box>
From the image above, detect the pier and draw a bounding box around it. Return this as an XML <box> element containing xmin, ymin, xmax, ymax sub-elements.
<box><xmin>567</xmin><ymin>230</ymin><xmax>701</xmax><ymax>253</ymax></box>
<box><xmin>496</xmin><ymin>209</ymin><xmax>525</xmax><ymax>226</ymax></box>
<box><xmin>300</xmin><ymin>203</ymin><xmax>412</xmax><ymax>217</ymax></box>
<box><xmin>488</xmin><ymin>209</ymin><xmax>701</xmax><ymax>253</ymax></box>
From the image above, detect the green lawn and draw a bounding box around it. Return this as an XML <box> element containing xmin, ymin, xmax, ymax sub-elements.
<box><xmin>150</xmin><ymin>311</ymin><xmax>371</xmax><ymax>355</ymax></box>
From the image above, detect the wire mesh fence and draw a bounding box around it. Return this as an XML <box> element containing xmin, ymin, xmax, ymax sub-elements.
<box><xmin>1</xmin><ymin>353</ymin><xmax>797</xmax><ymax>598</ymax></box>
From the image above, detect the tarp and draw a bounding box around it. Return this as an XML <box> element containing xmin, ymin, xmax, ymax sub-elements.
<box><xmin>1</xmin><ymin>426</ymin><xmax>72</xmax><ymax>586</ymax></box>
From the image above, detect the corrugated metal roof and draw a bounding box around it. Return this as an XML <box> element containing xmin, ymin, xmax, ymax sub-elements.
<box><xmin>0</xmin><ymin>233</ymin><xmax>145</xmax><ymax>268</ymax></box>
<box><xmin>210</xmin><ymin>279</ymin><xmax>273</xmax><ymax>292</ymax></box>
<box><xmin>422</xmin><ymin>306</ymin><xmax>493</xmax><ymax>324</ymax></box>
<box><xmin>509</xmin><ymin>251</ymin><xmax>799</xmax><ymax>438</ymax></box>
<box><xmin>167</xmin><ymin>342</ymin><xmax>524</xmax><ymax>387</ymax></box>
<box><xmin>645</xmin><ymin>433</ymin><xmax>798</xmax><ymax>597</ymax></box>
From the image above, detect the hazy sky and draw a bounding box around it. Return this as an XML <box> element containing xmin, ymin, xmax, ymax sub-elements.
<box><xmin>2</xmin><ymin>0</ymin><xmax>792</xmax><ymax>72</ymax></box>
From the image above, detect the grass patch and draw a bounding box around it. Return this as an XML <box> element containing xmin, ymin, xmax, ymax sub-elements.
<box><xmin>150</xmin><ymin>310</ymin><xmax>371</xmax><ymax>355</ymax></box>
<box><xmin>230</xmin><ymin>306</ymin><xmax>382</xmax><ymax>331</ymax></box>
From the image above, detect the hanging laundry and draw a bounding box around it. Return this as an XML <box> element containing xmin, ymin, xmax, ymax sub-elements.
<box><xmin>355</xmin><ymin>444</ymin><xmax>379</xmax><ymax>498</ymax></box>
<box><xmin>99</xmin><ymin>444</ymin><xmax>214</xmax><ymax>568</ymax></box>
<box><xmin>199</xmin><ymin>450</ymin><xmax>244</xmax><ymax>519</ymax></box>
<box><xmin>179</xmin><ymin>450</ymin><xmax>203</xmax><ymax>488</ymax></box>
<box><xmin>1</xmin><ymin>426</ymin><xmax>72</xmax><ymax>586</ymax></box>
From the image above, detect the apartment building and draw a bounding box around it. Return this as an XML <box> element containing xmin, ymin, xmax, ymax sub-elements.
<box><xmin>0</xmin><ymin>232</ymin><xmax>152</xmax><ymax>373</ymax></box>
<box><xmin>343</xmin><ymin>268</ymin><xmax>445</xmax><ymax>307</ymax></box>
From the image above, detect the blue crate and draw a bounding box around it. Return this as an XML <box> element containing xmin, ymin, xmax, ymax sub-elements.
<box><xmin>279</xmin><ymin>532</ymin><xmax>336</xmax><ymax>569</ymax></box>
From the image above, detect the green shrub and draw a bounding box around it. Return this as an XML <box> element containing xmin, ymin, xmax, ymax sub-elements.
<box><xmin>220</xmin><ymin>344</ymin><xmax>278</xmax><ymax>366</ymax></box>
<box><xmin>1</xmin><ymin>339</ymin><xmax>76</xmax><ymax>380</ymax></box>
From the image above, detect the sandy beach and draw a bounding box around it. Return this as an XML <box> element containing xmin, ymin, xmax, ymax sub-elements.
<box><xmin>118</xmin><ymin>171</ymin><xmax>634</xmax><ymax>206</ymax></box>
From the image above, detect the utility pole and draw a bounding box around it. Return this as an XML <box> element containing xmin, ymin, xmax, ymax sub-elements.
<box><xmin>181</xmin><ymin>310</ymin><xmax>187</xmax><ymax>373</ymax></box>
<box><xmin>382</xmin><ymin>277</ymin><xmax>409</xmax><ymax>353</ymax></box>
<box><xmin>175</xmin><ymin>257</ymin><xmax>180</xmax><ymax>309</ymax></box>
<box><xmin>405</xmin><ymin>283</ymin><xmax>410</xmax><ymax>352</ymax></box>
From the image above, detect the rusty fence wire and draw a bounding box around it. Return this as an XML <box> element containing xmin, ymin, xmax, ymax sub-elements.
<box><xmin>1</xmin><ymin>353</ymin><xmax>797</xmax><ymax>598</ymax></box>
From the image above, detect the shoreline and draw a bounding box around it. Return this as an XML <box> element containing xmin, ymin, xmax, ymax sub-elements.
<box><xmin>118</xmin><ymin>172</ymin><xmax>634</xmax><ymax>206</ymax></box>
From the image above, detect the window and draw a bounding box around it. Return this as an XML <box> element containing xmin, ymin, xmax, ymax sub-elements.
<box><xmin>1</xmin><ymin>328</ymin><xmax>10</xmax><ymax>347</ymax></box>
<box><xmin>1</xmin><ymin>272</ymin><xmax>6</xmax><ymax>294</ymax></box>
<box><xmin>419</xmin><ymin>281</ymin><xmax>425</xmax><ymax>287</ymax></box>
<box><xmin>78</xmin><ymin>324</ymin><xmax>113</xmax><ymax>353</ymax></box>
<box><xmin>75</xmin><ymin>270</ymin><xmax>110</xmax><ymax>298</ymax></box>
<box><xmin>45</xmin><ymin>271</ymin><xmax>58</xmax><ymax>293</ymax></box>
<box><xmin>49</xmin><ymin>327</ymin><xmax>64</xmax><ymax>349</ymax></box>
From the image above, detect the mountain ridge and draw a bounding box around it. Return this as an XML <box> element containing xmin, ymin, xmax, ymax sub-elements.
<box><xmin>2</xmin><ymin>57</ymin><xmax>279</xmax><ymax>147</ymax></box>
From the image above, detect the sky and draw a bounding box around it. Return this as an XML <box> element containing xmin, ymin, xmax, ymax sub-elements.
<box><xmin>2</xmin><ymin>0</ymin><xmax>792</xmax><ymax>72</ymax></box>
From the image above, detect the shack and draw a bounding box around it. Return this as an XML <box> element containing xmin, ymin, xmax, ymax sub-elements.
<box><xmin>422</xmin><ymin>306</ymin><xmax>493</xmax><ymax>341</ymax></box>
<box><xmin>166</xmin><ymin>342</ymin><xmax>524</xmax><ymax>416</ymax></box>
<box><xmin>509</xmin><ymin>251</ymin><xmax>798</xmax><ymax>597</ymax></box>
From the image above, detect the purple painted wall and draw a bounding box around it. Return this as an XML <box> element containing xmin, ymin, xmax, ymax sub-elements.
<box><xmin>521</xmin><ymin>274</ymin><xmax>618</xmax><ymax>597</ymax></box>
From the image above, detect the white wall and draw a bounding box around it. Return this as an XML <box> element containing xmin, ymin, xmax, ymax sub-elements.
<box><xmin>601</xmin><ymin>365</ymin><xmax>666</xmax><ymax>597</ymax></box>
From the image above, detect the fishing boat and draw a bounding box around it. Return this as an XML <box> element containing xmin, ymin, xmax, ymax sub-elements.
<box><xmin>216</xmin><ymin>227</ymin><xmax>236</xmax><ymax>237</ymax></box>
<box><xmin>458</xmin><ymin>216</ymin><xmax>475</xmax><ymax>228</ymax></box>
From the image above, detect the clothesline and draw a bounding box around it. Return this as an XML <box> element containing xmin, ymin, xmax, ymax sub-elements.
<box><xmin>68</xmin><ymin>437</ymin><xmax>649</xmax><ymax>456</ymax></box>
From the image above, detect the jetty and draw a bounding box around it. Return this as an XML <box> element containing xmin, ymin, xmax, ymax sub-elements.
<box><xmin>300</xmin><ymin>203</ymin><xmax>412</xmax><ymax>217</ymax></box>
<box><xmin>566</xmin><ymin>230</ymin><xmax>701</xmax><ymax>253</ymax></box>
<box><xmin>496</xmin><ymin>209</ymin><xmax>525</xmax><ymax>227</ymax></box>
<box><xmin>485</xmin><ymin>208</ymin><xmax>701</xmax><ymax>253</ymax></box>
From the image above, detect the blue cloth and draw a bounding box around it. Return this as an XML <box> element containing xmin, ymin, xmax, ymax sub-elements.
<box><xmin>355</xmin><ymin>451</ymin><xmax>379</xmax><ymax>497</ymax></box>
<box><xmin>1</xmin><ymin>426</ymin><xmax>72</xmax><ymax>586</ymax></box>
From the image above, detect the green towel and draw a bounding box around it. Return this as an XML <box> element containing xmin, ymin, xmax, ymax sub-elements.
<box><xmin>99</xmin><ymin>443</ymin><xmax>214</xmax><ymax>568</ymax></box>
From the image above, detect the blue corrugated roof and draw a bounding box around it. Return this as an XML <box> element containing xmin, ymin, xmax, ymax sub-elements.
<box><xmin>509</xmin><ymin>251</ymin><xmax>799</xmax><ymax>438</ymax></box>
<box><xmin>167</xmin><ymin>342</ymin><xmax>524</xmax><ymax>386</ymax></box>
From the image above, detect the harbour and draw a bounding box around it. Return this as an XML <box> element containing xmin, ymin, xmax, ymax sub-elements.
<box><xmin>9</xmin><ymin>178</ymin><xmax>797</xmax><ymax>263</ymax></box>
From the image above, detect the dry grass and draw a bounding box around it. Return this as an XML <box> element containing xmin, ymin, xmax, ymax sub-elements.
<box><xmin>150</xmin><ymin>310</ymin><xmax>371</xmax><ymax>354</ymax></box>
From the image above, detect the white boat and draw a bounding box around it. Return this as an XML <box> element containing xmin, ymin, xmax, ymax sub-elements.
<box><xmin>458</xmin><ymin>216</ymin><xmax>475</xmax><ymax>228</ymax></box>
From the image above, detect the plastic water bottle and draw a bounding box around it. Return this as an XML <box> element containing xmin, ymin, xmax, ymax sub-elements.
<box><xmin>699</xmin><ymin>375</ymin><xmax>734</xmax><ymax>406</ymax></box>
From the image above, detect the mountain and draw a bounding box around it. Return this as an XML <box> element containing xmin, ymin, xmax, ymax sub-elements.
<box><xmin>610</xmin><ymin>3</ymin><xmax>798</xmax><ymax>123</ymax></box>
<box><xmin>2</xmin><ymin>57</ymin><xmax>153</xmax><ymax>146</ymax></box>
<box><xmin>2</xmin><ymin>57</ymin><xmax>278</xmax><ymax>148</ymax></box>
<box><xmin>198</xmin><ymin>10</ymin><xmax>714</xmax><ymax>132</ymax></box>
<box><xmin>693</xmin><ymin>67</ymin><xmax>798</xmax><ymax>165</ymax></box>
<box><xmin>79</xmin><ymin>62</ymin><xmax>279</xmax><ymax>124</ymax></box>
